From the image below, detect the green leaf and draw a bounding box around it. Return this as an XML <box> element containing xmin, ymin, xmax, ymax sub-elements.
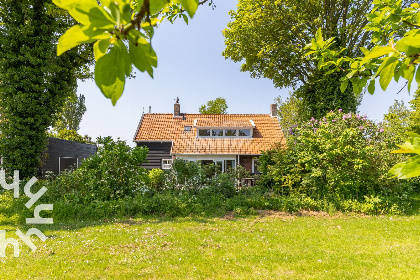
<box><xmin>368</xmin><ymin>79</ymin><xmax>375</xmax><ymax>94</ymax></box>
<box><xmin>131</xmin><ymin>0</ymin><xmax>145</xmax><ymax>13</ymax></box>
<box><xmin>394</xmin><ymin>61</ymin><xmax>402</xmax><ymax>82</ymax></box>
<box><xmin>93</xmin><ymin>38</ymin><xmax>111</xmax><ymax>61</ymax></box>
<box><xmin>178</xmin><ymin>0</ymin><xmax>199</xmax><ymax>18</ymax></box>
<box><xmin>106</xmin><ymin>0</ymin><xmax>131</xmax><ymax>25</ymax></box>
<box><xmin>53</xmin><ymin>0</ymin><xmax>115</xmax><ymax>29</ymax></box>
<box><xmin>149</xmin><ymin>0</ymin><xmax>168</xmax><ymax>14</ymax></box>
<box><xmin>388</xmin><ymin>155</ymin><xmax>420</xmax><ymax>179</ymax></box>
<box><xmin>378</xmin><ymin>57</ymin><xmax>399</xmax><ymax>91</ymax></box>
<box><xmin>346</xmin><ymin>70</ymin><xmax>357</xmax><ymax>79</ymax></box>
<box><xmin>416</xmin><ymin>66</ymin><xmax>420</xmax><ymax>85</ymax></box>
<box><xmin>129</xmin><ymin>37</ymin><xmax>158</xmax><ymax>78</ymax></box>
<box><xmin>94</xmin><ymin>41</ymin><xmax>131</xmax><ymax>105</ymax></box>
<box><xmin>388</xmin><ymin>162</ymin><xmax>406</xmax><ymax>178</ymax></box>
<box><xmin>53</xmin><ymin>0</ymin><xmax>97</xmax><ymax>25</ymax></box>
<box><xmin>360</xmin><ymin>46</ymin><xmax>393</xmax><ymax>65</ymax></box>
<box><xmin>398</xmin><ymin>59</ymin><xmax>415</xmax><ymax>92</ymax></box>
<box><xmin>360</xmin><ymin>47</ymin><xmax>369</xmax><ymax>56</ymax></box>
<box><xmin>340</xmin><ymin>79</ymin><xmax>348</xmax><ymax>93</ymax></box>
<box><xmin>392</xmin><ymin>132</ymin><xmax>420</xmax><ymax>155</ymax></box>
<box><xmin>396</xmin><ymin>36</ymin><xmax>420</xmax><ymax>56</ymax></box>
<box><xmin>182</xmin><ymin>14</ymin><xmax>189</xmax><ymax>24</ymax></box>
<box><xmin>57</xmin><ymin>25</ymin><xmax>110</xmax><ymax>56</ymax></box>
<box><xmin>315</xmin><ymin>28</ymin><xmax>323</xmax><ymax>42</ymax></box>
<box><xmin>109</xmin><ymin>2</ymin><xmax>121</xmax><ymax>27</ymax></box>
<box><xmin>120</xmin><ymin>2</ymin><xmax>132</xmax><ymax>24</ymax></box>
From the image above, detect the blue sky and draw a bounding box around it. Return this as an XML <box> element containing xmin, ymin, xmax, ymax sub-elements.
<box><xmin>77</xmin><ymin>0</ymin><xmax>416</xmax><ymax>146</ymax></box>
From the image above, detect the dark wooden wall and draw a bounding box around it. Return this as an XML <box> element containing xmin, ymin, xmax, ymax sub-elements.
<box><xmin>40</xmin><ymin>137</ymin><xmax>97</xmax><ymax>175</ymax></box>
<box><xmin>136</xmin><ymin>141</ymin><xmax>172</xmax><ymax>169</ymax></box>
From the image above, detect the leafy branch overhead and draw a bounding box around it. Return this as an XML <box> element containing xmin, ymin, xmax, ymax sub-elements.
<box><xmin>305</xmin><ymin>0</ymin><xmax>420</xmax><ymax>179</ymax></box>
<box><xmin>305</xmin><ymin>0</ymin><xmax>420</xmax><ymax>96</ymax></box>
<box><xmin>54</xmin><ymin>0</ymin><xmax>206</xmax><ymax>105</ymax></box>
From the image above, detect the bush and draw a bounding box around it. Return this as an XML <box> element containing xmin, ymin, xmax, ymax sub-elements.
<box><xmin>43</xmin><ymin>136</ymin><xmax>149</xmax><ymax>202</ymax></box>
<box><xmin>206</xmin><ymin>172</ymin><xmax>237</xmax><ymax>198</ymax></box>
<box><xmin>259</xmin><ymin>110</ymin><xmax>408</xmax><ymax>200</ymax></box>
<box><xmin>148</xmin><ymin>169</ymin><xmax>165</xmax><ymax>190</ymax></box>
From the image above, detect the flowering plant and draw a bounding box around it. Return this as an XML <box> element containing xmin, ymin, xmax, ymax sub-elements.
<box><xmin>261</xmin><ymin>110</ymin><xmax>403</xmax><ymax>199</ymax></box>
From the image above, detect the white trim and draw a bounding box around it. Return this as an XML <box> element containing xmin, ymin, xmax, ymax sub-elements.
<box><xmin>252</xmin><ymin>158</ymin><xmax>261</xmax><ymax>174</ymax></box>
<box><xmin>178</xmin><ymin>155</ymin><xmax>236</xmax><ymax>173</ymax></box>
<box><xmin>162</xmin><ymin>159</ymin><xmax>173</xmax><ymax>169</ymax></box>
<box><xmin>172</xmin><ymin>153</ymin><xmax>262</xmax><ymax>156</ymax></box>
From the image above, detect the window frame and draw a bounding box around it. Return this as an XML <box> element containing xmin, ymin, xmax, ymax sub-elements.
<box><xmin>162</xmin><ymin>159</ymin><xmax>173</xmax><ymax>170</ymax></box>
<box><xmin>197</xmin><ymin>127</ymin><xmax>253</xmax><ymax>139</ymax></box>
<box><xmin>252</xmin><ymin>158</ymin><xmax>261</xmax><ymax>174</ymax></box>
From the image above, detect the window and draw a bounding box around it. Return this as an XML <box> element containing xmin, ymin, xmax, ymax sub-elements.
<box><xmin>184</xmin><ymin>126</ymin><xmax>192</xmax><ymax>132</ymax></box>
<box><xmin>252</xmin><ymin>158</ymin><xmax>261</xmax><ymax>174</ymax></box>
<box><xmin>225</xmin><ymin>160</ymin><xmax>235</xmax><ymax>172</ymax></box>
<box><xmin>197</xmin><ymin>128</ymin><xmax>253</xmax><ymax>138</ymax></box>
<box><xmin>225</xmin><ymin>129</ymin><xmax>237</xmax><ymax>136</ymax></box>
<box><xmin>197</xmin><ymin>159</ymin><xmax>236</xmax><ymax>173</ymax></box>
<box><xmin>212</xmin><ymin>129</ymin><xmax>224</xmax><ymax>137</ymax></box>
<box><xmin>198</xmin><ymin>129</ymin><xmax>210</xmax><ymax>137</ymax></box>
<box><xmin>238</xmin><ymin>129</ymin><xmax>251</xmax><ymax>137</ymax></box>
<box><xmin>162</xmin><ymin>159</ymin><xmax>173</xmax><ymax>169</ymax></box>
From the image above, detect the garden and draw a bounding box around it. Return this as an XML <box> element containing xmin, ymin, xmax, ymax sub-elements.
<box><xmin>2</xmin><ymin>0</ymin><xmax>420</xmax><ymax>278</ymax></box>
<box><xmin>2</xmin><ymin>107</ymin><xmax>420</xmax><ymax>278</ymax></box>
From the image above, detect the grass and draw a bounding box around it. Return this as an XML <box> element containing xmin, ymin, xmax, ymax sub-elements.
<box><xmin>1</xmin><ymin>211</ymin><xmax>420</xmax><ymax>279</ymax></box>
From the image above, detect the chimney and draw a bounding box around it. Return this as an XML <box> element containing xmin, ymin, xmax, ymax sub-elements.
<box><xmin>270</xmin><ymin>104</ymin><xmax>277</xmax><ymax>117</ymax></box>
<box><xmin>174</xmin><ymin>103</ymin><xmax>180</xmax><ymax>117</ymax></box>
<box><xmin>149</xmin><ymin>106</ymin><xmax>151</xmax><ymax>113</ymax></box>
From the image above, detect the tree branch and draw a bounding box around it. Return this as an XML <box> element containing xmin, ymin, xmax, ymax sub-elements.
<box><xmin>402</xmin><ymin>20</ymin><xmax>420</xmax><ymax>29</ymax></box>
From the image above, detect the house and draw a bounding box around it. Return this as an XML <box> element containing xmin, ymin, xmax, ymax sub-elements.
<box><xmin>133</xmin><ymin>101</ymin><xmax>286</xmax><ymax>174</ymax></box>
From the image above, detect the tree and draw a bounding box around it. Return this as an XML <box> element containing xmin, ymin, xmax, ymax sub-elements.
<box><xmin>53</xmin><ymin>92</ymin><xmax>87</xmax><ymax>132</ymax></box>
<box><xmin>382</xmin><ymin>100</ymin><xmax>411</xmax><ymax>144</ymax></box>
<box><xmin>199</xmin><ymin>97</ymin><xmax>228</xmax><ymax>114</ymax></box>
<box><xmin>304</xmin><ymin>1</ymin><xmax>420</xmax><ymax>179</ymax></box>
<box><xmin>222</xmin><ymin>0</ymin><xmax>385</xmax><ymax>117</ymax></box>
<box><xmin>0</xmin><ymin>0</ymin><xmax>93</xmax><ymax>177</ymax></box>
<box><xmin>295</xmin><ymin>71</ymin><xmax>362</xmax><ymax>118</ymax></box>
<box><xmin>274</xmin><ymin>92</ymin><xmax>307</xmax><ymax>138</ymax></box>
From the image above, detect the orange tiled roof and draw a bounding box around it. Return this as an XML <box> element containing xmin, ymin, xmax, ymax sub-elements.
<box><xmin>134</xmin><ymin>114</ymin><xmax>286</xmax><ymax>155</ymax></box>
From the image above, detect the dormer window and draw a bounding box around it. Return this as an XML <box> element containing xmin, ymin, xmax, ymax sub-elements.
<box><xmin>239</xmin><ymin>129</ymin><xmax>251</xmax><ymax>136</ymax></box>
<box><xmin>184</xmin><ymin>126</ymin><xmax>192</xmax><ymax>132</ymax></box>
<box><xmin>197</xmin><ymin>128</ymin><xmax>253</xmax><ymax>138</ymax></box>
<box><xmin>225</xmin><ymin>129</ymin><xmax>237</xmax><ymax>137</ymax></box>
<box><xmin>212</xmin><ymin>129</ymin><xmax>223</xmax><ymax>136</ymax></box>
<box><xmin>198</xmin><ymin>129</ymin><xmax>210</xmax><ymax>137</ymax></box>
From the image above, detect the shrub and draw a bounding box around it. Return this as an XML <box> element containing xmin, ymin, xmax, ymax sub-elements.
<box><xmin>43</xmin><ymin>136</ymin><xmax>148</xmax><ymax>202</ymax></box>
<box><xmin>164</xmin><ymin>159</ymin><xmax>203</xmax><ymax>191</ymax></box>
<box><xmin>259</xmin><ymin>110</ymin><xmax>407</xmax><ymax>200</ymax></box>
<box><xmin>205</xmin><ymin>172</ymin><xmax>237</xmax><ymax>198</ymax></box>
<box><xmin>148</xmin><ymin>169</ymin><xmax>165</xmax><ymax>190</ymax></box>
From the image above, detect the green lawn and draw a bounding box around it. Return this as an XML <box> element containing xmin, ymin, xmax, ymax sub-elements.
<box><xmin>1</xmin><ymin>212</ymin><xmax>420</xmax><ymax>279</ymax></box>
